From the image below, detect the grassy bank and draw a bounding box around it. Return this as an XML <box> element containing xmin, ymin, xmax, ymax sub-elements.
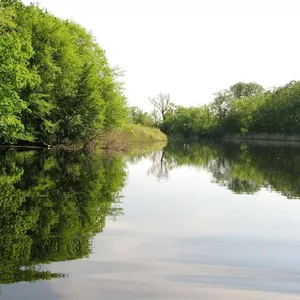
<box><xmin>95</xmin><ymin>124</ymin><xmax>167</xmax><ymax>154</ymax></box>
<box><xmin>1</xmin><ymin>125</ymin><xmax>167</xmax><ymax>153</ymax></box>
<box><xmin>104</xmin><ymin>124</ymin><xmax>167</xmax><ymax>144</ymax></box>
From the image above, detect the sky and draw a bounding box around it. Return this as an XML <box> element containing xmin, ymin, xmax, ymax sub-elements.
<box><xmin>22</xmin><ymin>0</ymin><xmax>300</xmax><ymax>111</ymax></box>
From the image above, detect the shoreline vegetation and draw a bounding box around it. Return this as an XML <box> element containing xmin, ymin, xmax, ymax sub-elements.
<box><xmin>223</xmin><ymin>133</ymin><xmax>300</xmax><ymax>142</ymax></box>
<box><xmin>0</xmin><ymin>124</ymin><xmax>167</xmax><ymax>153</ymax></box>
<box><xmin>82</xmin><ymin>124</ymin><xmax>167</xmax><ymax>154</ymax></box>
<box><xmin>156</xmin><ymin>81</ymin><xmax>300</xmax><ymax>140</ymax></box>
<box><xmin>0</xmin><ymin>1</ymin><xmax>166</xmax><ymax>151</ymax></box>
<box><xmin>2</xmin><ymin>1</ymin><xmax>300</xmax><ymax>150</ymax></box>
<box><xmin>169</xmin><ymin>133</ymin><xmax>300</xmax><ymax>143</ymax></box>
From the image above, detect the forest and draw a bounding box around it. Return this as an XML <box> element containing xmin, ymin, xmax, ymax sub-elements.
<box><xmin>0</xmin><ymin>0</ymin><xmax>127</xmax><ymax>145</ymax></box>
<box><xmin>145</xmin><ymin>81</ymin><xmax>300</xmax><ymax>138</ymax></box>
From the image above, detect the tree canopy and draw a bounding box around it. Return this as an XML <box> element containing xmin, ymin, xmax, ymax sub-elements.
<box><xmin>0</xmin><ymin>0</ymin><xmax>127</xmax><ymax>145</ymax></box>
<box><xmin>159</xmin><ymin>81</ymin><xmax>300</xmax><ymax>137</ymax></box>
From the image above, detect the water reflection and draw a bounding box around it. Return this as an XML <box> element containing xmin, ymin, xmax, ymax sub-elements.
<box><xmin>2</xmin><ymin>142</ymin><xmax>300</xmax><ymax>299</ymax></box>
<box><xmin>0</xmin><ymin>149</ymin><xmax>126</xmax><ymax>284</ymax></box>
<box><xmin>148</xmin><ymin>141</ymin><xmax>300</xmax><ymax>198</ymax></box>
<box><xmin>147</xmin><ymin>151</ymin><xmax>177</xmax><ymax>181</ymax></box>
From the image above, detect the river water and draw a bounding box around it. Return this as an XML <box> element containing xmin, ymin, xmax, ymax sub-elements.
<box><xmin>1</xmin><ymin>141</ymin><xmax>300</xmax><ymax>299</ymax></box>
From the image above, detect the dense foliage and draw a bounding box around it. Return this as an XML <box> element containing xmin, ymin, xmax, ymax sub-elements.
<box><xmin>158</xmin><ymin>81</ymin><xmax>300</xmax><ymax>137</ymax></box>
<box><xmin>0</xmin><ymin>149</ymin><xmax>126</xmax><ymax>283</ymax></box>
<box><xmin>0</xmin><ymin>0</ymin><xmax>127</xmax><ymax>145</ymax></box>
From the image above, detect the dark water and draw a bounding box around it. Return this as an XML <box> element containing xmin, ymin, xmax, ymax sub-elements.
<box><xmin>1</xmin><ymin>142</ymin><xmax>300</xmax><ymax>299</ymax></box>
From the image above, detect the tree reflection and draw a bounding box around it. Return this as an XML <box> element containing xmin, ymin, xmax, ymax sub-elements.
<box><xmin>147</xmin><ymin>151</ymin><xmax>176</xmax><ymax>181</ymax></box>
<box><xmin>159</xmin><ymin>142</ymin><xmax>300</xmax><ymax>199</ymax></box>
<box><xmin>0</xmin><ymin>149</ymin><xmax>126</xmax><ymax>284</ymax></box>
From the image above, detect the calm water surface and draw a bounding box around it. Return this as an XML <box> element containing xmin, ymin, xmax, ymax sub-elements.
<box><xmin>1</xmin><ymin>142</ymin><xmax>300</xmax><ymax>299</ymax></box>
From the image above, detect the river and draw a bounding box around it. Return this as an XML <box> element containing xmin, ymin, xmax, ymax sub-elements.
<box><xmin>1</xmin><ymin>141</ymin><xmax>300</xmax><ymax>299</ymax></box>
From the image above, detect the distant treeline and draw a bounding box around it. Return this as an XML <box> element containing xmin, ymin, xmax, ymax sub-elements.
<box><xmin>147</xmin><ymin>81</ymin><xmax>300</xmax><ymax>138</ymax></box>
<box><xmin>0</xmin><ymin>0</ymin><xmax>127</xmax><ymax>145</ymax></box>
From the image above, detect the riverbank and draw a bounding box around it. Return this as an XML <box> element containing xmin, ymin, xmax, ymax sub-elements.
<box><xmin>96</xmin><ymin>124</ymin><xmax>167</xmax><ymax>154</ymax></box>
<box><xmin>0</xmin><ymin>124</ymin><xmax>167</xmax><ymax>153</ymax></box>
<box><xmin>104</xmin><ymin>124</ymin><xmax>167</xmax><ymax>143</ymax></box>
<box><xmin>168</xmin><ymin>133</ymin><xmax>300</xmax><ymax>144</ymax></box>
<box><xmin>223</xmin><ymin>133</ymin><xmax>300</xmax><ymax>142</ymax></box>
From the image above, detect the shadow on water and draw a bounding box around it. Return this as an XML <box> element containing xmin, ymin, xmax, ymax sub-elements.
<box><xmin>0</xmin><ymin>149</ymin><xmax>126</xmax><ymax>284</ymax></box>
<box><xmin>148</xmin><ymin>141</ymin><xmax>300</xmax><ymax>199</ymax></box>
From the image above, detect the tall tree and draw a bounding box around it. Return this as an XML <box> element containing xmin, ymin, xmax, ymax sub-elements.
<box><xmin>149</xmin><ymin>93</ymin><xmax>171</xmax><ymax>121</ymax></box>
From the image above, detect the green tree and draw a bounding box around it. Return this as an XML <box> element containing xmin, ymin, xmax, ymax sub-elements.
<box><xmin>128</xmin><ymin>106</ymin><xmax>155</xmax><ymax>127</ymax></box>
<box><xmin>0</xmin><ymin>1</ymin><xmax>128</xmax><ymax>145</ymax></box>
<box><xmin>229</xmin><ymin>82</ymin><xmax>265</xmax><ymax>98</ymax></box>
